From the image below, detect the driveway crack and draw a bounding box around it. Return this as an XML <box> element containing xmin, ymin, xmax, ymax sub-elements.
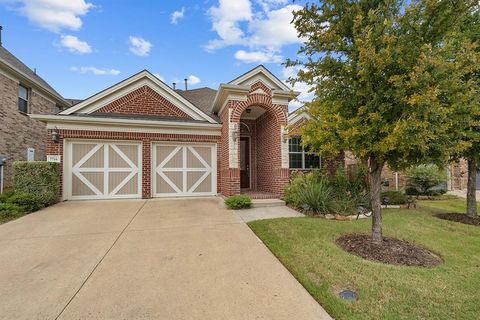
<box><xmin>54</xmin><ymin>200</ymin><xmax>148</xmax><ymax>320</ymax></box>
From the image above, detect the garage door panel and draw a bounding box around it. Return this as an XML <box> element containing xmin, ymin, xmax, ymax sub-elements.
<box><xmin>72</xmin><ymin>144</ymin><xmax>95</xmax><ymax>164</ymax></box>
<box><xmin>114</xmin><ymin>144</ymin><xmax>139</xmax><ymax>167</ymax></box>
<box><xmin>153</xmin><ymin>143</ymin><xmax>216</xmax><ymax>197</ymax></box>
<box><xmin>79</xmin><ymin>145</ymin><xmax>104</xmax><ymax>169</ymax></box>
<box><xmin>72</xmin><ymin>174</ymin><xmax>97</xmax><ymax>196</ymax></box>
<box><xmin>163</xmin><ymin>148</ymin><xmax>183</xmax><ymax>169</ymax></box>
<box><xmin>186</xmin><ymin>147</ymin><xmax>209</xmax><ymax>168</ymax></box>
<box><xmin>156</xmin><ymin>173</ymin><xmax>179</xmax><ymax>194</ymax></box>
<box><xmin>67</xmin><ymin>141</ymin><xmax>141</xmax><ymax>200</ymax></box>
<box><xmin>110</xmin><ymin>172</ymin><xmax>138</xmax><ymax>195</ymax></box>
<box><xmin>108</xmin><ymin>148</ymin><xmax>130</xmax><ymax>168</ymax></box>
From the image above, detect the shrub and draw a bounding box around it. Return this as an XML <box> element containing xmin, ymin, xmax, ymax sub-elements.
<box><xmin>381</xmin><ymin>191</ymin><xmax>407</xmax><ymax>205</ymax></box>
<box><xmin>405</xmin><ymin>165</ymin><xmax>447</xmax><ymax>195</ymax></box>
<box><xmin>297</xmin><ymin>179</ymin><xmax>337</xmax><ymax>214</ymax></box>
<box><xmin>0</xmin><ymin>191</ymin><xmax>14</xmax><ymax>203</ymax></box>
<box><xmin>426</xmin><ymin>189</ymin><xmax>447</xmax><ymax>196</ymax></box>
<box><xmin>13</xmin><ymin>161</ymin><xmax>61</xmax><ymax>205</ymax></box>
<box><xmin>7</xmin><ymin>192</ymin><xmax>44</xmax><ymax>213</ymax></box>
<box><xmin>0</xmin><ymin>203</ymin><xmax>24</xmax><ymax>219</ymax></box>
<box><xmin>405</xmin><ymin>187</ymin><xmax>420</xmax><ymax>196</ymax></box>
<box><xmin>225</xmin><ymin>194</ymin><xmax>252</xmax><ymax>209</ymax></box>
<box><xmin>284</xmin><ymin>166</ymin><xmax>370</xmax><ymax>216</ymax></box>
<box><xmin>284</xmin><ymin>172</ymin><xmax>307</xmax><ymax>206</ymax></box>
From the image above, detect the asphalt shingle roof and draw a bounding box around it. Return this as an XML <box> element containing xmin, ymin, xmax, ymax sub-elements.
<box><xmin>175</xmin><ymin>87</ymin><xmax>218</xmax><ymax>118</ymax></box>
<box><xmin>0</xmin><ymin>46</ymin><xmax>65</xmax><ymax>102</ymax></box>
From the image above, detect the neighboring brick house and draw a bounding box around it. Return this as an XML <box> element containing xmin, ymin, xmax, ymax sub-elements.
<box><xmin>0</xmin><ymin>46</ymin><xmax>69</xmax><ymax>189</ymax></box>
<box><xmin>32</xmin><ymin>66</ymin><xmax>302</xmax><ymax>200</ymax></box>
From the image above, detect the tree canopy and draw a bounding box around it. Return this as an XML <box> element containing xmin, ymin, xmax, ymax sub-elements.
<box><xmin>287</xmin><ymin>0</ymin><xmax>479</xmax><ymax>241</ymax></box>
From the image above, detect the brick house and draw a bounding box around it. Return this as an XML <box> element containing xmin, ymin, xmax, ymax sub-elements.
<box><xmin>0</xmin><ymin>46</ymin><xmax>69</xmax><ymax>189</ymax></box>
<box><xmin>32</xmin><ymin>66</ymin><xmax>319</xmax><ymax>200</ymax></box>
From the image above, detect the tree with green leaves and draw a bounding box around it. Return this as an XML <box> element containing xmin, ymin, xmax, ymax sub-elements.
<box><xmin>287</xmin><ymin>0</ymin><xmax>478</xmax><ymax>242</ymax></box>
<box><xmin>450</xmin><ymin>7</ymin><xmax>480</xmax><ymax>218</ymax></box>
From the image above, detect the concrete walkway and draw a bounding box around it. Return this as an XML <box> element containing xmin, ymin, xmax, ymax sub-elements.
<box><xmin>235</xmin><ymin>205</ymin><xmax>304</xmax><ymax>222</ymax></box>
<box><xmin>0</xmin><ymin>197</ymin><xmax>330</xmax><ymax>320</ymax></box>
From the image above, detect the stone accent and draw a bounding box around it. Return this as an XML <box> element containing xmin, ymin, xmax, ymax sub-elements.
<box><xmin>228</xmin><ymin>108</ymin><xmax>238</xmax><ymax>168</ymax></box>
<box><xmin>94</xmin><ymin>85</ymin><xmax>191</xmax><ymax>118</ymax></box>
<box><xmin>0</xmin><ymin>72</ymin><xmax>56</xmax><ymax>188</ymax></box>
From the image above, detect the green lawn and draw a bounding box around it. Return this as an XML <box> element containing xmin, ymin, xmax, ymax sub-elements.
<box><xmin>248</xmin><ymin>198</ymin><xmax>480</xmax><ymax>319</ymax></box>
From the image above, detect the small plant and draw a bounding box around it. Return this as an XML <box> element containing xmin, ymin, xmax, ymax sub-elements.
<box><xmin>381</xmin><ymin>191</ymin><xmax>407</xmax><ymax>205</ymax></box>
<box><xmin>7</xmin><ymin>192</ymin><xmax>44</xmax><ymax>213</ymax></box>
<box><xmin>225</xmin><ymin>194</ymin><xmax>252</xmax><ymax>209</ymax></box>
<box><xmin>297</xmin><ymin>179</ymin><xmax>336</xmax><ymax>214</ymax></box>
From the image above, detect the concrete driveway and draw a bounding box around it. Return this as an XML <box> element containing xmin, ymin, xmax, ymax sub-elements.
<box><xmin>0</xmin><ymin>197</ymin><xmax>330</xmax><ymax>320</ymax></box>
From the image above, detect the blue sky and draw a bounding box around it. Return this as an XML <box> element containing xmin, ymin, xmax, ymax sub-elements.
<box><xmin>0</xmin><ymin>0</ymin><xmax>311</xmax><ymax>111</ymax></box>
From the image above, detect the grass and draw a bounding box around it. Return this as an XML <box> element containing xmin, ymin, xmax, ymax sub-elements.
<box><xmin>248</xmin><ymin>197</ymin><xmax>480</xmax><ymax>319</ymax></box>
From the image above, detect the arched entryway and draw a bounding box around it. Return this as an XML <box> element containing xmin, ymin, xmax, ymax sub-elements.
<box><xmin>233</xmin><ymin>101</ymin><xmax>289</xmax><ymax>197</ymax></box>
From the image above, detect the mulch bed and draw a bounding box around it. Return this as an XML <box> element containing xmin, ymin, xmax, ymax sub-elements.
<box><xmin>336</xmin><ymin>234</ymin><xmax>442</xmax><ymax>267</ymax></box>
<box><xmin>436</xmin><ymin>213</ymin><xmax>480</xmax><ymax>226</ymax></box>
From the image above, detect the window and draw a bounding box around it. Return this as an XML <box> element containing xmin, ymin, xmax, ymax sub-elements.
<box><xmin>289</xmin><ymin>136</ymin><xmax>321</xmax><ymax>169</ymax></box>
<box><xmin>18</xmin><ymin>84</ymin><xmax>29</xmax><ymax>113</ymax></box>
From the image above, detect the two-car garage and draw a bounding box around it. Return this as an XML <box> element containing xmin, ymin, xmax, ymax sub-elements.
<box><xmin>64</xmin><ymin>140</ymin><xmax>217</xmax><ymax>200</ymax></box>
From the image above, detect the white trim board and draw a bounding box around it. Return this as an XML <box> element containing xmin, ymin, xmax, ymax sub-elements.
<box><xmin>229</xmin><ymin>65</ymin><xmax>291</xmax><ymax>91</ymax></box>
<box><xmin>30</xmin><ymin>114</ymin><xmax>222</xmax><ymax>136</ymax></box>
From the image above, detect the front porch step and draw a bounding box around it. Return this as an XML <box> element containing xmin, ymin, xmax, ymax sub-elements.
<box><xmin>251</xmin><ymin>198</ymin><xmax>286</xmax><ymax>208</ymax></box>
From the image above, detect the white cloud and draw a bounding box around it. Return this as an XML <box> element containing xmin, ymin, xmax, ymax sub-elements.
<box><xmin>282</xmin><ymin>66</ymin><xmax>314</xmax><ymax>112</ymax></box>
<box><xmin>256</xmin><ymin>0</ymin><xmax>287</xmax><ymax>12</ymax></box>
<box><xmin>248</xmin><ymin>4</ymin><xmax>302</xmax><ymax>50</ymax></box>
<box><xmin>128</xmin><ymin>36</ymin><xmax>152</xmax><ymax>56</ymax></box>
<box><xmin>234</xmin><ymin>49</ymin><xmax>282</xmax><ymax>63</ymax></box>
<box><xmin>205</xmin><ymin>0</ymin><xmax>253</xmax><ymax>51</ymax></box>
<box><xmin>59</xmin><ymin>35</ymin><xmax>91</xmax><ymax>54</ymax></box>
<box><xmin>12</xmin><ymin>0</ymin><xmax>93</xmax><ymax>32</ymax></box>
<box><xmin>188</xmin><ymin>75</ymin><xmax>201</xmax><ymax>85</ymax></box>
<box><xmin>171</xmin><ymin>7</ymin><xmax>185</xmax><ymax>24</ymax></box>
<box><xmin>71</xmin><ymin>66</ymin><xmax>120</xmax><ymax>76</ymax></box>
<box><xmin>206</xmin><ymin>1</ymin><xmax>302</xmax><ymax>63</ymax></box>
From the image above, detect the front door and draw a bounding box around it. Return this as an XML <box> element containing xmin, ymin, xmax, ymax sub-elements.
<box><xmin>240</xmin><ymin>137</ymin><xmax>250</xmax><ymax>189</ymax></box>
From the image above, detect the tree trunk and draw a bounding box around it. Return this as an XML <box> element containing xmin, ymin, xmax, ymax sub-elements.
<box><xmin>368</xmin><ymin>156</ymin><xmax>384</xmax><ymax>243</ymax></box>
<box><xmin>467</xmin><ymin>159</ymin><xmax>477</xmax><ymax>218</ymax></box>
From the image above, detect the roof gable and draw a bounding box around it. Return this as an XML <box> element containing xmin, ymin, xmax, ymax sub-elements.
<box><xmin>60</xmin><ymin>70</ymin><xmax>218</xmax><ymax>124</ymax></box>
<box><xmin>228</xmin><ymin>65</ymin><xmax>290</xmax><ymax>91</ymax></box>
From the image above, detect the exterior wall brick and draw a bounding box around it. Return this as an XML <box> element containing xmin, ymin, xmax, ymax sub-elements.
<box><xmin>47</xmin><ymin>129</ymin><xmax>221</xmax><ymax>199</ymax></box>
<box><xmin>0</xmin><ymin>72</ymin><xmax>56</xmax><ymax>188</ymax></box>
<box><xmin>219</xmin><ymin>88</ymin><xmax>289</xmax><ymax>197</ymax></box>
<box><xmin>94</xmin><ymin>85</ymin><xmax>191</xmax><ymax>118</ymax></box>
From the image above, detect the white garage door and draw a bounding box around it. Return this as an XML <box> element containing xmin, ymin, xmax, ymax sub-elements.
<box><xmin>153</xmin><ymin>143</ymin><xmax>216</xmax><ymax>197</ymax></box>
<box><xmin>65</xmin><ymin>141</ymin><xmax>142</xmax><ymax>200</ymax></box>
